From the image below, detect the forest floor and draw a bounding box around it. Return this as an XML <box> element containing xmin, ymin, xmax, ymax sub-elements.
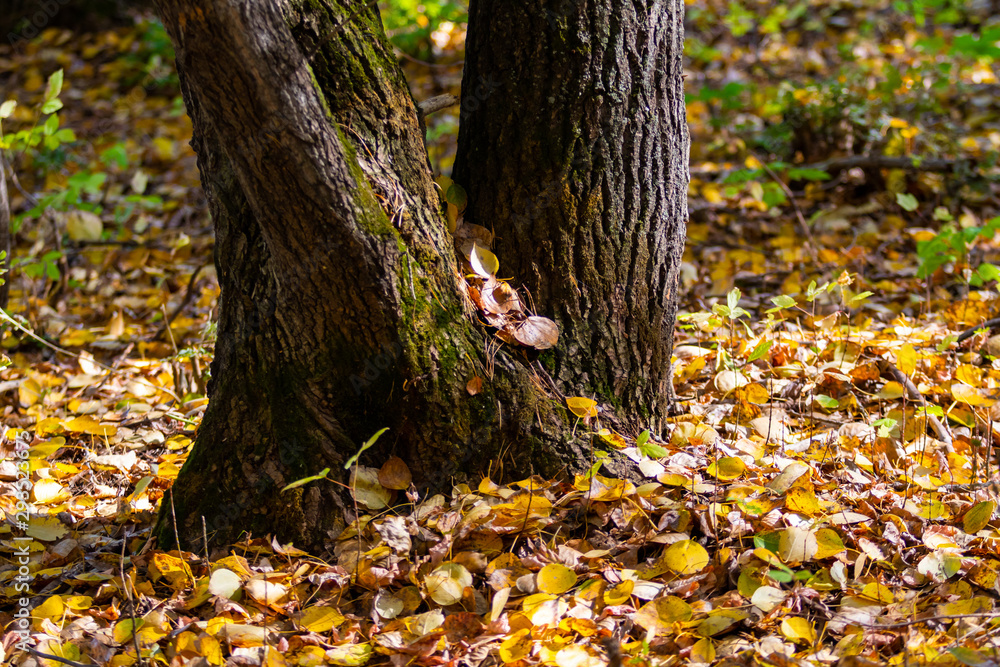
<box><xmin>2</xmin><ymin>3</ymin><xmax>1000</xmax><ymax>666</ymax></box>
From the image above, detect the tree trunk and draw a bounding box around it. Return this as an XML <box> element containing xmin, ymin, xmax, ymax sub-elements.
<box><xmin>151</xmin><ymin>0</ymin><xmax>688</xmax><ymax>554</ymax></box>
<box><xmin>152</xmin><ymin>0</ymin><xmax>584</xmax><ymax>553</ymax></box>
<box><xmin>453</xmin><ymin>0</ymin><xmax>689</xmax><ymax>430</ymax></box>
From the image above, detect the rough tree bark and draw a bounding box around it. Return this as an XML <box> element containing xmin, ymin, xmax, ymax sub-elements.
<box><xmin>151</xmin><ymin>0</ymin><xmax>687</xmax><ymax>553</ymax></box>
<box><xmin>153</xmin><ymin>0</ymin><xmax>580</xmax><ymax>552</ymax></box>
<box><xmin>453</xmin><ymin>0</ymin><xmax>689</xmax><ymax>430</ymax></box>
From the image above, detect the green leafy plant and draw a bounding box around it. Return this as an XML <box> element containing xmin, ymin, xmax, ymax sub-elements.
<box><xmin>0</xmin><ymin>70</ymin><xmax>75</xmax><ymax>152</ymax></box>
<box><xmin>713</xmin><ymin>288</ymin><xmax>750</xmax><ymax>341</ymax></box>
<box><xmin>280</xmin><ymin>427</ymin><xmax>389</xmax><ymax>493</ymax></box>
<box><xmin>1</xmin><ymin>68</ymin><xmax>170</xmax><ymax>293</ymax></box>
<box><xmin>636</xmin><ymin>430</ymin><xmax>667</xmax><ymax>460</ymax></box>
<box><xmin>1</xmin><ymin>69</ymin><xmax>80</xmax><ymax>287</ymax></box>
<box><xmin>722</xmin><ymin>161</ymin><xmax>831</xmax><ymax>209</ymax></box>
<box><xmin>872</xmin><ymin>416</ymin><xmax>898</xmax><ymax>438</ymax></box>
<box><xmin>915</xmin><ymin>214</ymin><xmax>1000</xmax><ymax>283</ymax></box>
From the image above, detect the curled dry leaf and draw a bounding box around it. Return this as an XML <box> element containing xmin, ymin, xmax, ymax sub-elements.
<box><xmin>450</xmin><ymin>217</ymin><xmax>557</xmax><ymax>352</ymax></box>
<box><xmin>244</xmin><ymin>576</ymin><xmax>290</xmax><ymax>606</ymax></box>
<box><xmin>714</xmin><ymin>369</ymin><xmax>749</xmax><ymax>393</ymax></box>
<box><xmin>673</xmin><ymin>344</ymin><xmax>714</xmax><ymax>360</ymax></box>
<box><xmin>466</xmin><ymin>283</ymin><xmax>484</xmax><ymax>311</ymax></box>
<box><xmin>510</xmin><ymin>316</ymin><xmax>559</xmax><ymax>349</ymax></box>
<box><xmin>375</xmin><ymin>515</ymin><xmax>412</xmax><ymax>553</ymax></box>
<box><xmin>425</xmin><ymin>562</ymin><xmax>473</xmax><ymax>606</ymax></box>
<box><xmin>482</xmin><ymin>308</ymin><xmax>508</xmax><ymax>329</ymax></box>
<box><xmin>15</xmin><ymin>18</ymin><xmax>1000</xmax><ymax>667</ymax></box>
<box><xmin>566</xmin><ymin>397</ymin><xmax>598</xmax><ymax>420</ymax></box>
<box><xmin>481</xmin><ymin>276</ymin><xmax>521</xmax><ymax>315</ymax></box>
<box><xmin>778</xmin><ymin>526</ymin><xmax>818</xmax><ymax>564</ymax></box>
<box><xmin>208</xmin><ymin>568</ymin><xmax>242</xmax><ymax>599</ymax></box>
<box><xmin>670</xmin><ymin>421</ymin><xmax>718</xmax><ymax>448</ymax></box>
<box><xmin>454</xmin><ymin>220</ymin><xmax>493</xmax><ymax>247</ymax></box>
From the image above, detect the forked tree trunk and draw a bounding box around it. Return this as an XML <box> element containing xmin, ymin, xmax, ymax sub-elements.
<box><xmin>454</xmin><ymin>0</ymin><xmax>689</xmax><ymax>429</ymax></box>
<box><xmin>152</xmin><ymin>0</ymin><xmax>582</xmax><ymax>552</ymax></box>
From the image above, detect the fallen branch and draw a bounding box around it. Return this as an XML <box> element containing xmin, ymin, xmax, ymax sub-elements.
<box><xmin>877</xmin><ymin>359</ymin><xmax>954</xmax><ymax>453</ymax></box>
<box><xmin>416</xmin><ymin>94</ymin><xmax>460</xmax><ymax>144</ymax></box>
<box><xmin>154</xmin><ymin>262</ymin><xmax>209</xmax><ymax>341</ymax></box>
<box><xmin>841</xmin><ymin>611</ymin><xmax>1000</xmax><ymax>630</ymax></box>
<box><xmin>752</xmin><ymin>150</ymin><xmax>820</xmax><ymax>267</ymax></box>
<box><xmin>810</xmin><ymin>154</ymin><xmax>967</xmax><ymax>174</ymax></box>
<box><xmin>956</xmin><ymin>317</ymin><xmax>1000</xmax><ymax>344</ymax></box>
<box><xmin>22</xmin><ymin>647</ymin><xmax>93</xmax><ymax>667</ymax></box>
<box><xmin>892</xmin><ymin>480</ymin><xmax>999</xmax><ymax>493</ymax></box>
<box><xmin>691</xmin><ymin>154</ymin><xmax>972</xmax><ymax>181</ymax></box>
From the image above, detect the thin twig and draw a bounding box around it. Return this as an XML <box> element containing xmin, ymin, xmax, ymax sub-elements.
<box><xmin>22</xmin><ymin>647</ymin><xmax>93</xmax><ymax>667</ymax></box>
<box><xmin>155</xmin><ymin>263</ymin><xmax>208</xmax><ymax>341</ymax></box>
<box><xmin>167</xmin><ymin>622</ymin><xmax>196</xmax><ymax>640</ymax></box>
<box><xmin>170</xmin><ymin>489</ymin><xmax>182</xmax><ymax>554</ymax></box>
<box><xmin>890</xmin><ymin>480</ymin><xmax>1000</xmax><ymax>493</ymax></box>
<box><xmin>751</xmin><ymin>150</ymin><xmax>820</xmax><ymax>266</ymax></box>
<box><xmin>691</xmin><ymin>154</ymin><xmax>969</xmax><ymax>180</ymax></box>
<box><xmin>0</xmin><ymin>153</ymin><xmax>11</xmax><ymax>309</ymax></box>
<box><xmin>811</xmin><ymin>154</ymin><xmax>966</xmax><ymax>174</ymax></box>
<box><xmin>0</xmin><ymin>308</ymin><xmax>182</xmax><ymax>402</ymax></box>
<box><xmin>877</xmin><ymin>359</ymin><xmax>954</xmax><ymax>452</ymax></box>
<box><xmin>4</xmin><ymin>160</ymin><xmax>41</xmax><ymax>209</ymax></box>
<box><xmin>837</xmin><ymin>612</ymin><xmax>1000</xmax><ymax>630</ymax></box>
<box><xmin>65</xmin><ymin>239</ymin><xmax>163</xmax><ymax>249</ymax></box>
<box><xmin>120</xmin><ymin>536</ymin><xmax>144</xmax><ymax>667</ymax></box>
<box><xmin>202</xmin><ymin>516</ymin><xmax>210</xmax><ymax>562</ymax></box>
<box><xmin>395</xmin><ymin>49</ymin><xmax>464</xmax><ymax>68</ymax></box>
<box><xmin>161</xmin><ymin>304</ymin><xmax>179</xmax><ymax>356</ymax></box>
<box><xmin>69</xmin><ymin>342</ymin><xmax>134</xmax><ymax>399</ymax></box>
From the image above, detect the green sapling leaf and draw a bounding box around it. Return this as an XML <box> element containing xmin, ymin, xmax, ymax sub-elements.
<box><xmin>767</xmin><ymin>294</ymin><xmax>797</xmax><ymax>313</ymax></box>
<box><xmin>344</xmin><ymin>427</ymin><xmax>389</xmax><ymax>470</ymax></box>
<box><xmin>282</xmin><ymin>468</ymin><xmax>331</xmax><ymax>492</ymax></box>
<box><xmin>748</xmin><ymin>340</ymin><xmax>773</xmax><ymax>363</ymax></box>
<box><xmin>815</xmin><ymin>395</ymin><xmax>839</xmax><ymax>409</ymax></box>
<box><xmin>896</xmin><ymin>192</ymin><xmax>918</xmax><ymax>211</ymax></box>
<box><xmin>849</xmin><ymin>291</ymin><xmax>873</xmax><ymax>305</ymax></box>
<box><xmin>728</xmin><ymin>287</ymin><xmax>742</xmax><ymax>311</ymax></box>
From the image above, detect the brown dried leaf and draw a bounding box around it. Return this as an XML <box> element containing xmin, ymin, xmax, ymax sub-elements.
<box><xmin>379</xmin><ymin>456</ymin><xmax>412</xmax><ymax>490</ymax></box>
<box><xmin>509</xmin><ymin>316</ymin><xmax>559</xmax><ymax>350</ymax></box>
<box><xmin>481</xmin><ymin>276</ymin><xmax>521</xmax><ymax>315</ymax></box>
<box><xmin>454</xmin><ymin>221</ymin><xmax>494</xmax><ymax>247</ymax></box>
